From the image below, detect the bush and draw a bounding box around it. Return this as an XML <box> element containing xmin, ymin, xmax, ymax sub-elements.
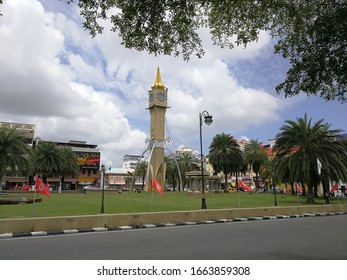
<box><xmin>0</xmin><ymin>197</ymin><xmax>42</xmax><ymax>205</ymax></box>
<box><xmin>26</xmin><ymin>198</ymin><xmax>42</xmax><ymax>204</ymax></box>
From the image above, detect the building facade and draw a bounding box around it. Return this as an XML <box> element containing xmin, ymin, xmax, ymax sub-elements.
<box><xmin>122</xmin><ymin>154</ymin><xmax>143</xmax><ymax>170</ymax></box>
<box><xmin>53</xmin><ymin>140</ymin><xmax>100</xmax><ymax>190</ymax></box>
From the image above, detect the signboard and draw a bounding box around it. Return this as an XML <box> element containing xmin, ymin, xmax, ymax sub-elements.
<box><xmin>75</xmin><ymin>152</ymin><xmax>100</xmax><ymax>169</ymax></box>
<box><xmin>109</xmin><ymin>176</ymin><xmax>125</xmax><ymax>185</ymax></box>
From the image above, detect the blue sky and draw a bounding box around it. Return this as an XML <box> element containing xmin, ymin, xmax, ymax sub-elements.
<box><xmin>0</xmin><ymin>0</ymin><xmax>346</xmax><ymax>167</ymax></box>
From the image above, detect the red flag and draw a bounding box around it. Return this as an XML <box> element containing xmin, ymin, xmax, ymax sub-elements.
<box><xmin>296</xmin><ymin>183</ymin><xmax>302</xmax><ymax>193</ymax></box>
<box><xmin>152</xmin><ymin>178</ymin><xmax>164</xmax><ymax>195</ymax></box>
<box><xmin>238</xmin><ymin>180</ymin><xmax>252</xmax><ymax>192</ymax></box>
<box><xmin>330</xmin><ymin>183</ymin><xmax>338</xmax><ymax>193</ymax></box>
<box><xmin>22</xmin><ymin>184</ymin><xmax>30</xmax><ymax>191</ymax></box>
<box><xmin>35</xmin><ymin>178</ymin><xmax>51</xmax><ymax>197</ymax></box>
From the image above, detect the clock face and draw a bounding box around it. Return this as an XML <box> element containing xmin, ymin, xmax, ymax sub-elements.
<box><xmin>149</xmin><ymin>93</ymin><xmax>154</xmax><ymax>103</ymax></box>
<box><xmin>157</xmin><ymin>92</ymin><xmax>166</xmax><ymax>102</ymax></box>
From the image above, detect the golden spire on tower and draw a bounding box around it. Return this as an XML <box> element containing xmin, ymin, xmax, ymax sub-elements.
<box><xmin>152</xmin><ymin>66</ymin><xmax>165</xmax><ymax>88</ymax></box>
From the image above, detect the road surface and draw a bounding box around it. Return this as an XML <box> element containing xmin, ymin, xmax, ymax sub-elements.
<box><xmin>1</xmin><ymin>215</ymin><xmax>346</xmax><ymax>260</ymax></box>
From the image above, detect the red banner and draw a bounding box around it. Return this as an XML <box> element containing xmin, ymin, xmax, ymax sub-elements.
<box><xmin>152</xmin><ymin>178</ymin><xmax>164</xmax><ymax>195</ymax></box>
<box><xmin>35</xmin><ymin>177</ymin><xmax>51</xmax><ymax>197</ymax></box>
<box><xmin>296</xmin><ymin>183</ymin><xmax>302</xmax><ymax>193</ymax></box>
<box><xmin>238</xmin><ymin>180</ymin><xmax>252</xmax><ymax>192</ymax></box>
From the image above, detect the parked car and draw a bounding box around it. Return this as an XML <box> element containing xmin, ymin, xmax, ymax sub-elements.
<box><xmin>83</xmin><ymin>185</ymin><xmax>96</xmax><ymax>190</ymax></box>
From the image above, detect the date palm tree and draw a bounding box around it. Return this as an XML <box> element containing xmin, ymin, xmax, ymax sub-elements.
<box><xmin>243</xmin><ymin>139</ymin><xmax>268</xmax><ymax>190</ymax></box>
<box><xmin>272</xmin><ymin>154</ymin><xmax>297</xmax><ymax>195</ymax></box>
<box><xmin>165</xmin><ymin>158</ymin><xmax>178</xmax><ymax>191</ymax></box>
<box><xmin>134</xmin><ymin>160</ymin><xmax>147</xmax><ymax>191</ymax></box>
<box><xmin>30</xmin><ymin>141</ymin><xmax>79</xmax><ymax>183</ymax></box>
<box><xmin>273</xmin><ymin>114</ymin><xmax>347</xmax><ymax>203</ymax></box>
<box><xmin>177</xmin><ymin>152</ymin><xmax>199</xmax><ymax>190</ymax></box>
<box><xmin>0</xmin><ymin>127</ymin><xmax>31</xmax><ymax>184</ymax></box>
<box><xmin>208</xmin><ymin>133</ymin><xmax>243</xmax><ymax>189</ymax></box>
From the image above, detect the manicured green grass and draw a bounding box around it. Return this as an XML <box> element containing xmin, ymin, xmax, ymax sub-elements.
<box><xmin>0</xmin><ymin>190</ymin><xmax>345</xmax><ymax>219</ymax></box>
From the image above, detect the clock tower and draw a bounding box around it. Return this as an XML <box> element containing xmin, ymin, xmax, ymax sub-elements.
<box><xmin>147</xmin><ymin>67</ymin><xmax>168</xmax><ymax>191</ymax></box>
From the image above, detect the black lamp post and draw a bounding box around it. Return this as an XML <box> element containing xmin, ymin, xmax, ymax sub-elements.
<box><xmin>100</xmin><ymin>164</ymin><xmax>106</xmax><ymax>214</ymax></box>
<box><xmin>199</xmin><ymin>110</ymin><xmax>213</xmax><ymax>209</ymax></box>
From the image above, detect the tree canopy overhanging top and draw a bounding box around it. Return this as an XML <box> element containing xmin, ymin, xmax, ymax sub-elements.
<box><xmin>2</xmin><ymin>0</ymin><xmax>346</xmax><ymax>102</ymax></box>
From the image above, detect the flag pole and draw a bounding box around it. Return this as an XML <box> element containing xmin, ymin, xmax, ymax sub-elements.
<box><xmin>146</xmin><ymin>142</ymin><xmax>155</xmax><ymax>211</ymax></box>
<box><xmin>32</xmin><ymin>186</ymin><xmax>37</xmax><ymax>217</ymax></box>
<box><xmin>237</xmin><ymin>183</ymin><xmax>240</xmax><ymax>208</ymax></box>
<box><xmin>151</xmin><ymin>183</ymin><xmax>154</xmax><ymax>212</ymax></box>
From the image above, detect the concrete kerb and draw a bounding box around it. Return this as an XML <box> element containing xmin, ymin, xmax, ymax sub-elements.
<box><xmin>1</xmin><ymin>204</ymin><xmax>347</xmax><ymax>238</ymax></box>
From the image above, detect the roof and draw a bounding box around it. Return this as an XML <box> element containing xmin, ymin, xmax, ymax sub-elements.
<box><xmin>105</xmin><ymin>168</ymin><xmax>134</xmax><ymax>175</ymax></box>
<box><xmin>152</xmin><ymin>66</ymin><xmax>165</xmax><ymax>88</ymax></box>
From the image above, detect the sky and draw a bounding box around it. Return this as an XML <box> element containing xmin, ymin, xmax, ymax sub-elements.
<box><xmin>1</xmin><ymin>0</ymin><xmax>346</xmax><ymax>168</ymax></box>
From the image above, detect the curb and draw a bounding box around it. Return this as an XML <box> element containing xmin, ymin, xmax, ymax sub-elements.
<box><xmin>1</xmin><ymin>211</ymin><xmax>346</xmax><ymax>240</ymax></box>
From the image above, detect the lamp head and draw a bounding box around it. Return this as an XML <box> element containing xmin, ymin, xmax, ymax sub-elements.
<box><xmin>101</xmin><ymin>164</ymin><xmax>105</xmax><ymax>171</ymax></box>
<box><xmin>204</xmin><ymin>115</ymin><xmax>213</xmax><ymax>126</ymax></box>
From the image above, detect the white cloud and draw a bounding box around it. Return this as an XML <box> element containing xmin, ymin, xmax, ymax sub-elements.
<box><xmin>1</xmin><ymin>0</ymin><xmax>318</xmax><ymax>167</ymax></box>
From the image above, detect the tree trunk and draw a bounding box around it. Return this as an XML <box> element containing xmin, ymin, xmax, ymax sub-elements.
<box><xmin>313</xmin><ymin>184</ymin><xmax>318</xmax><ymax>197</ymax></box>
<box><xmin>141</xmin><ymin>175</ymin><xmax>145</xmax><ymax>191</ymax></box>
<box><xmin>306</xmin><ymin>185</ymin><xmax>316</xmax><ymax>204</ymax></box>
<box><xmin>290</xmin><ymin>182</ymin><xmax>295</xmax><ymax>195</ymax></box>
<box><xmin>255</xmin><ymin>174</ymin><xmax>260</xmax><ymax>190</ymax></box>
<box><xmin>321</xmin><ymin>171</ymin><xmax>330</xmax><ymax>204</ymax></box>
<box><xmin>302</xmin><ymin>185</ymin><xmax>306</xmax><ymax>196</ymax></box>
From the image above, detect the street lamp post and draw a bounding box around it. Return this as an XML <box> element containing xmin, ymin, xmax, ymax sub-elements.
<box><xmin>100</xmin><ymin>164</ymin><xmax>106</xmax><ymax>214</ymax></box>
<box><xmin>199</xmin><ymin>110</ymin><xmax>213</xmax><ymax>209</ymax></box>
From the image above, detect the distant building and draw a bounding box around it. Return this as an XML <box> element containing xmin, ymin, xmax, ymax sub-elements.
<box><xmin>336</xmin><ymin>133</ymin><xmax>347</xmax><ymax>141</ymax></box>
<box><xmin>0</xmin><ymin>121</ymin><xmax>35</xmax><ymax>145</ymax></box>
<box><xmin>237</xmin><ymin>138</ymin><xmax>249</xmax><ymax>151</ymax></box>
<box><xmin>2</xmin><ymin>135</ymin><xmax>100</xmax><ymax>190</ymax></box>
<box><xmin>50</xmin><ymin>140</ymin><xmax>100</xmax><ymax>190</ymax></box>
<box><xmin>122</xmin><ymin>154</ymin><xmax>143</xmax><ymax>170</ymax></box>
<box><xmin>175</xmin><ymin>146</ymin><xmax>200</xmax><ymax>160</ymax></box>
<box><xmin>104</xmin><ymin>167</ymin><xmax>144</xmax><ymax>190</ymax></box>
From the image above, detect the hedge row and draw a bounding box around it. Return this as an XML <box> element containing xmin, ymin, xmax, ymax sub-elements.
<box><xmin>0</xmin><ymin>198</ymin><xmax>42</xmax><ymax>205</ymax></box>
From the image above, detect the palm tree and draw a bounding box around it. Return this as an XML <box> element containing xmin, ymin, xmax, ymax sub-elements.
<box><xmin>164</xmin><ymin>157</ymin><xmax>176</xmax><ymax>191</ymax></box>
<box><xmin>177</xmin><ymin>152</ymin><xmax>199</xmax><ymax>190</ymax></box>
<box><xmin>30</xmin><ymin>141</ymin><xmax>79</xmax><ymax>183</ymax></box>
<box><xmin>243</xmin><ymin>139</ymin><xmax>268</xmax><ymax>190</ymax></box>
<box><xmin>208</xmin><ymin>133</ymin><xmax>243</xmax><ymax>189</ymax></box>
<box><xmin>59</xmin><ymin>146</ymin><xmax>80</xmax><ymax>186</ymax></box>
<box><xmin>0</xmin><ymin>127</ymin><xmax>31</xmax><ymax>184</ymax></box>
<box><xmin>272</xmin><ymin>154</ymin><xmax>296</xmax><ymax>194</ymax></box>
<box><xmin>273</xmin><ymin>114</ymin><xmax>347</xmax><ymax>203</ymax></box>
<box><xmin>134</xmin><ymin>160</ymin><xmax>147</xmax><ymax>191</ymax></box>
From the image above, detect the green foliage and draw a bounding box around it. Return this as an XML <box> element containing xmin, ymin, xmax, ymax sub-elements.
<box><xmin>2</xmin><ymin>1</ymin><xmax>345</xmax><ymax>99</ymax></box>
<box><xmin>0</xmin><ymin>127</ymin><xmax>31</xmax><ymax>182</ymax></box>
<box><xmin>30</xmin><ymin>141</ymin><xmax>79</xmax><ymax>178</ymax></box>
<box><xmin>134</xmin><ymin>160</ymin><xmax>147</xmax><ymax>190</ymax></box>
<box><xmin>243</xmin><ymin>139</ymin><xmax>268</xmax><ymax>189</ymax></box>
<box><xmin>243</xmin><ymin>140</ymin><xmax>268</xmax><ymax>174</ymax></box>
<box><xmin>273</xmin><ymin>114</ymin><xmax>347</xmax><ymax>202</ymax></box>
<box><xmin>209</xmin><ymin>133</ymin><xmax>243</xmax><ymax>186</ymax></box>
<box><xmin>176</xmin><ymin>152</ymin><xmax>199</xmax><ymax>188</ymax></box>
<box><xmin>62</xmin><ymin>0</ymin><xmax>347</xmax><ymax>101</ymax></box>
<box><xmin>165</xmin><ymin>157</ymin><xmax>181</xmax><ymax>191</ymax></box>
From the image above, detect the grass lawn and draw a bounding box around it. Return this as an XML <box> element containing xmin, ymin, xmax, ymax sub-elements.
<box><xmin>0</xmin><ymin>190</ymin><xmax>345</xmax><ymax>219</ymax></box>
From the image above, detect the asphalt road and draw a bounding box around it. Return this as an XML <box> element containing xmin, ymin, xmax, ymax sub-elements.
<box><xmin>1</xmin><ymin>215</ymin><xmax>347</xmax><ymax>260</ymax></box>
